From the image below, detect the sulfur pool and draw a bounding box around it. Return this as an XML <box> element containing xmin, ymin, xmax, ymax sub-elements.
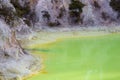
<box><xmin>27</xmin><ymin>33</ymin><xmax>120</xmax><ymax>80</ymax></box>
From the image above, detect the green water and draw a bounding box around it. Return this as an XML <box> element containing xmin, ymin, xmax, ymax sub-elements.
<box><xmin>28</xmin><ymin>34</ymin><xmax>120</xmax><ymax>80</ymax></box>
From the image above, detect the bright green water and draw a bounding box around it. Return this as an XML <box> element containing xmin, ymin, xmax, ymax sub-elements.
<box><xmin>28</xmin><ymin>34</ymin><xmax>120</xmax><ymax>80</ymax></box>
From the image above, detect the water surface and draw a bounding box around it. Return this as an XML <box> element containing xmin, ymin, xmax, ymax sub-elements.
<box><xmin>27</xmin><ymin>34</ymin><xmax>120</xmax><ymax>80</ymax></box>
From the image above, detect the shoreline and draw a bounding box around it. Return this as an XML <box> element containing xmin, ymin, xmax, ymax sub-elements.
<box><xmin>24</xmin><ymin>27</ymin><xmax>120</xmax><ymax>80</ymax></box>
<box><xmin>22</xmin><ymin>27</ymin><xmax>120</xmax><ymax>80</ymax></box>
<box><xmin>22</xmin><ymin>26</ymin><xmax>120</xmax><ymax>48</ymax></box>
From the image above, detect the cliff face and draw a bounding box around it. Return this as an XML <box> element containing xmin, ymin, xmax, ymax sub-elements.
<box><xmin>0</xmin><ymin>0</ymin><xmax>120</xmax><ymax>55</ymax></box>
<box><xmin>0</xmin><ymin>0</ymin><xmax>37</xmax><ymax>26</ymax></box>
<box><xmin>35</xmin><ymin>0</ymin><xmax>70</xmax><ymax>26</ymax></box>
<box><xmin>35</xmin><ymin>0</ymin><xmax>120</xmax><ymax>26</ymax></box>
<box><xmin>0</xmin><ymin>0</ymin><xmax>120</xmax><ymax>52</ymax></box>
<box><xmin>0</xmin><ymin>0</ymin><xmax>39</xmax><ymax>53</ymax></box>
<box><xmin>0</xmin><ymin>0</ymin><xmax>120</xmax><ymax>27</ymax></box>
<box><xmin>0</xmin><ymin>1</ymin><xmax>40</xmax><ymax>80</ymax></box>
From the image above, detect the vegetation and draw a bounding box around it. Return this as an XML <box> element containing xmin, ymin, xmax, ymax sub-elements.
<box><xmin>10</xmin><ymin>0</ymin><xmax>30</xmax><ymax>18</ymax></box>
<box><xmin>48</xmin><ymin>20</ymin><xmax>61</xmax><ymax>27</ymax></box>
<box><xmin>11</xmin><ymin>0</ymin><xmax>35</xmax><ymax>26</ymax></box>
<box><xmin>110</xmin><ymin>0</ymin><xmax>120</xmax><ymax>18</ymax></box>
<box><xmin>57</xmin><ymin>7</ymin><xmax>66</xmax><ymax>19</ymax></box>
<box><xmin>101</xmin><ymin>12</ymin><xmax>109</xmax><ymax>20</ymax></box>
<box><xmin>42</xmin><ymin>11</ymin><xmax>51</xmax><ymax>22</ymax></box>
<box><xmin>69</xmin><ymin>0</ymin><xmax>85</xmax><ymax>24</ymax></box>
<box><xmin>93</xmin><ymin>1</ymin><xmax>101</xmax><ymax>9</ymax></box>
<box><xmin>42</xmin><ymin>11</ymin><xmax>61</xmax><ymax>27</ymax></box>
<box><xmin>0</xmin><ymin>0</ymin><xmax>37</xmax><ymax>27</ymax></box>
<box><xmin>0</xmin><ymin>2</ymin><xmax>16</xmax><ymax>26</ymax></box>
<box><xmin>110</xmin><ymin>0</ymin><xmax>120</xmax><ymax>12</ymax></box>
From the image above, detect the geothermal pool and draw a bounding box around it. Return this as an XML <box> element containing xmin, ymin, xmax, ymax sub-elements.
<box><xmin>27</xmin><ymin>33</ymin><xmax>120</xmax><ymax>80</ymax></box>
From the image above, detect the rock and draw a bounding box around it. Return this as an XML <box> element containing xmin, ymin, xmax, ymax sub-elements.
<box><xmin>0</xmin><ymin>19</ymin><xmax>41</xmax><ymax>80</ymax></box>
<box><xmin>0</xmin><ymin>54</ymin><xmax>41</xmax><ymax>80</ymax></box>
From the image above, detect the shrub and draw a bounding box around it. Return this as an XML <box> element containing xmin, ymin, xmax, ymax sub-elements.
<box><xmin>11</xmin><ymin>0</ymin><xmax>31</xmax><ymax>18</ymax></box>
<box><xmin>57</xmin><ymin>7</ymin><xmax>66</xmax><ymax>19</ymax></box>
<box><xmin>48</xmin><ymin>20</ymin><xmax>61</xmax><ymax>27</ymax></box>
<box><xmin>42</xmin><ymin>11</ymin><xmax>50</xmax><ymax>21</ymax></box>
<box><xmin>110</xmin><ymin>0</ymin><xmax>120</xmax><ymax>18</ymax></box>
<box><xmin>101</xmin><ymin>12</ymin><xmax>109</xmax><ymax>20</ymax></box>
<box><xmin>110</xmin><ymin>0</ymin><xmax>120</xmax><ymax>12</ymax></box>
<box><xmin>69</xmin><ymin>0</ymin><xmax>85</xmax><ymax>13</ymax></box>
<box><xmin>69</xmin><ymin>0</ymin><xmax>85</xmax><ymax>23</ymax></box>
